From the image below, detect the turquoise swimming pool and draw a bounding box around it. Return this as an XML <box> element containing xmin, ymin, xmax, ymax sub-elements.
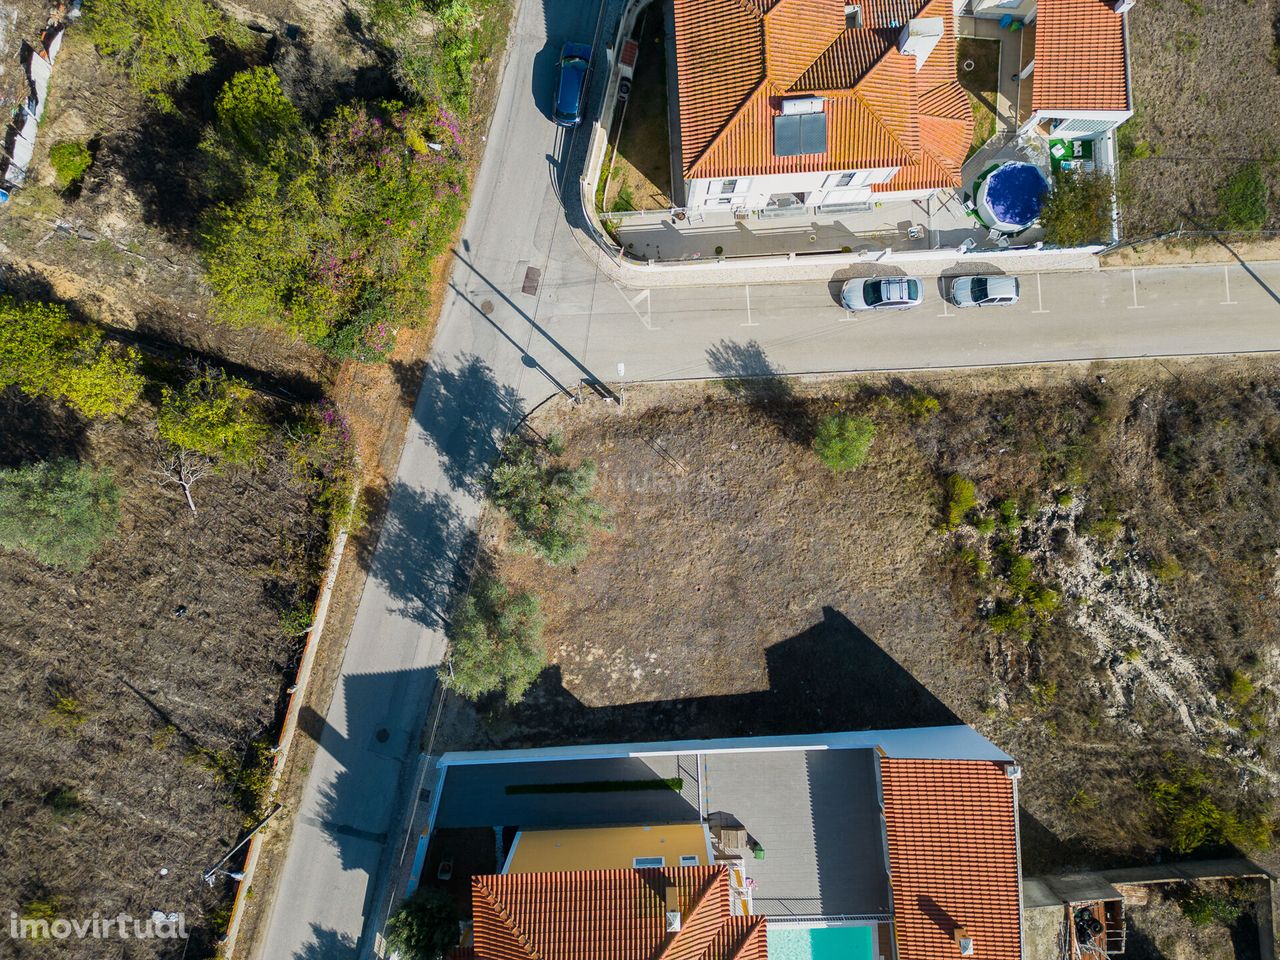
<box><xmin>766</xmin><ymin>924</ymin><xmax>875</xmax><ymax>960</ymax></box>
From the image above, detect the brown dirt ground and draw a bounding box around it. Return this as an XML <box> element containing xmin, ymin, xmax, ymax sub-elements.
<box><xmin>1118</xmin><ymin>0</ymin><xmax>1280</xmax><ymax>235</ymax></box>
<box><xmin>0</xmin><ymin>392</ymin><xmax>324</xmax><ymax>959</ymax></box>
<box><xmin>456</xmin><ymin>357</ymin><xmax>1280</xmax><ymax>877</ymax></box>
<box><xmin>1122</xmin><ymin>879</ymin><xmax>1266</xmax><ymax>960</ymax></box>
<box><xmin>1102</xmin><ymin>237</ymin><xmax>1280</xmax><ymax>267</ymax></box>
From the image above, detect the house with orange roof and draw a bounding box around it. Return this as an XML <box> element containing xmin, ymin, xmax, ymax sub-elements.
<box><xmin>663</xmin><ymin>0</ymin><xmax>1133</xmax><ymax>218</ymax></box>
<box><xmin>668</xmin><ymin>0</ymin><xmax>976</xmax><ymax>213</ymax></box>
<box><xmin>414</xmin><ymin>726</ymin><xmax>1026</xmax><ymax>960</ymax></box>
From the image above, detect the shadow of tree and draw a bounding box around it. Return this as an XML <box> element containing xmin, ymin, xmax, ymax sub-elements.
<box><xmin>369</xmin><ymin>481</ymin><xmax>473</xmax><ymax>630</ymax></box>
<box><xmin>705</xmin><ymin>339</ymin><xmax>812</xmax><ymax>443</ymax></box>
<box><xmin>412</xmin><ymin>353</ymin><xmax>524</xmax><ymax>496</ymax></box>
<box><xmin>291</xmin><ymin>922</ymin><xmax>358</xmax><ymax>960</ymax></box>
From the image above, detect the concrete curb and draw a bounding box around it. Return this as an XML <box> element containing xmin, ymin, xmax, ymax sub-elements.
<box><xmin>222</xmin><ymin>482</ymin><xmax>361</xmax><ymax>960</ymax></box>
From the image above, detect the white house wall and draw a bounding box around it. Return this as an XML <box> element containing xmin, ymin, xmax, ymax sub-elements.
<box><xmin>686</xmin><ymin>166</ymin><xmax>900</xmax><ymax>211</ymax></box>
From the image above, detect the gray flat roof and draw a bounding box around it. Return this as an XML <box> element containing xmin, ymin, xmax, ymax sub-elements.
<box><xmin>703</xmin><ymin>747</ymin><xmax>888</xmax><ymax>917</ymax></box>
<box><xmin>430</xmin><ymin>744</ymin><xmax>891</xmax><ymax>919</ymax></box>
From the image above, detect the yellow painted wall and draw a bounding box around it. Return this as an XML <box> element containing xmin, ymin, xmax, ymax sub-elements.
<box><xmin>505</xmin><ymin>824</ymin><xmax>709</xmax><ymax>873</ymax></box>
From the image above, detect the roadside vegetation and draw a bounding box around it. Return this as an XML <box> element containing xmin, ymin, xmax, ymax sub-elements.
<box><xmin>1</xmin><ymin>0</ymin><xmax>513</xmax><ymax>944</ymax></box>
<box><xmin>385</xmin><ymin>886</ymin><xmax>461</xmax><ymax>960</ymax></box>
<box><xmin>1042</xmin><ymin>169</ymin><xmax>1114</xmax><ymax>247</ymax></box>
<box><xmin>462</xmin><ymin>361</ymin><xmax>1279</xmax><ymax>872</ymax></box>
<box><xmin>1118</xmin><ymin>0</ymin><xmax>1280</xmax><ymax>235</ymax></box>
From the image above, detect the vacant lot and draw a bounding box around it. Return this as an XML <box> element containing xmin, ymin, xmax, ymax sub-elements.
<box><xmin>1119</xmin><ymin>0</ymin><xmax>1280</xmax><ymax>234</ymax></box>
<box><xmin>457</xmin><ymin>358</ymin><xmax>1279</xmax><ymax>875</ymax></box>
<box><xmin>0</xmin><ymin>389</ymin><xmax>327</xmax><ymax>957</ymax></box>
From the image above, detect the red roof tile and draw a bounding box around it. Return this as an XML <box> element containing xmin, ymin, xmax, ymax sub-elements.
<box><xmin>462</xmin><ymin>866</ymin><xmax>766</xmax><ymax>960</ymax></box>
<box><xmin>880</xmin><ymin>758</ymin><xmax>1022</xmax><ymax>960</ymax></box>
<box><xmin>1032</xmin><ymin>0</ymin><xmax>1129</xmax><ymax>113</ymax></box>
<box><xmin>672</xmin><ymin>0</ymin><xmax>973</xmax><ymax>187</ymax></box>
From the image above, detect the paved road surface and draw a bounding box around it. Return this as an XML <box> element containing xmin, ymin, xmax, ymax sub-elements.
<box><xmin>254</xmin><ymin>0</ymin><xmax>1280</xmax><ymax>952</ymax></box>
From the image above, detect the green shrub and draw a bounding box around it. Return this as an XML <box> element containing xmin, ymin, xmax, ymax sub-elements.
<box><xmin>812</xmin><ymin>413</ymin><xmax>876</xmax><ymax>472</ymax></box>
<box><xmin>899</xmin><ymin>391</ymin><xmax>940</xmax><ymax>420</ymax></box>
<box><xmin>85</xmin><ymin>0</ymin><xmax>222</xmax><ymax>111</ymax></box>
<box><xmin>158</xmin><ymin>367</ymin><xmax>271</xmax><ymax>465</ymax></box>
<box><xmin>1025</xmin><ymin>583</ymin><xmax>1061</xmax><ymax>617</ymax></box>
<box><xmin>287</xmin><ymin>402</ymin><xmax>365</xmax><ymax>542</ymax></box>
<box><xmin>44</xmin><ymin>787</ymin><xmax>82</xmax><ymax>817</ymax></box>
<box><xmin>1030</xmin><ymin>679</ymin><xmax>1058</xmax><ymax>707</ymax></box>
<box><xmin>0</xmin><ymin>460</ymin><xmax>120</xmax><ymax>570</ymax></box>
<box><xmin>997</xmin><ymin>497</ymin><xmax>1020</xmax><ymax>532</ymax></box>
<box><xmin>1146</xmin><ymin>759</ymin><xmax>1273</xmax><ymax>854</ymax></box>
<box><xmin>490</xmin><ymin>437</ymin><xmax>609</xmax><ymax>565</ymax></box>
<box><xmin>1055</xmin><ymin>490</ymin><xmax>1074</xmax><ymax>507</ymax></box>
<box><xmin>1083</xmin><ymin>516</ymin><xmax>1124</xmax><ymax>541</ymax></box>
<box><xmin>988</xmin><ymin>603</ymin><xmax>1032</xmax><ymax>641</ymax></box>
<box><xmin>973</xmin><ymin>514</ymin><xmax>997</xmax><ymax>535</ymax></box>
<box><xmin>201</xmin><ymin>86</ymin><xmax>468</xmax><ymax>360</ymax></box>
<box><xmin>1153</xmin><ymin>555</ymin><xmax>1183</xmax><ymax>582</ymax></box>
<box><xmin>942</xmin><ymin>475</ymin><xmax>977</xmax><ymax>531</ymax></box>
<box><xmin>385</xmin><ymin>886</ymin><xmax>461</xmax><ymax>960</ymax></box>
<box><xmin>1041</xmin><ymin>168</ymin><xmax>1114</xmax><ymax>247</ymax></box>
<box><xmin>48</xmin><ymin>141</ymin><xmax>92</xmax><ymax>188</ymax></box>
<box><xmin>0</xmin><ymin>296</ymin><xmax>144</xmax><ymax>418</ymax></box>
<box><xmin>1179</xmin><ymin>888</ymin><xmax>1245</xmax><ymax>928</ymax></box>
<box><xmin>1223</xmin><ymin>669</ymin><xmax>1256</xmax><ymax>709</ymax></box>
<box><xmin>1006</xmin><ymin>551</ymin><xmax>1034</xmax><ymax>593</ymax></box>
<box><xmin>443</xmin><ymin>575</ymin><xmax>545</xmax><ymax>704</ymax></box>
<box><xmin>1218</xmin><ymin>163</ymin><xmax>1269</xmax><ymax>231</ymax></box>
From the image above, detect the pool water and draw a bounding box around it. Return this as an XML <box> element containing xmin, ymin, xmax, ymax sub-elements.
<box><xmin>766</xmin><ymin>924</ymin><xmax>875</xmax><ymax>960</ymax></box>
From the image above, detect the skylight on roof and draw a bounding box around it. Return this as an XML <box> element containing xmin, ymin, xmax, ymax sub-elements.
<box><xmin>774</xmin><ymin>113</ymin><xmax>827</xmax><ymax>157</ymax></box>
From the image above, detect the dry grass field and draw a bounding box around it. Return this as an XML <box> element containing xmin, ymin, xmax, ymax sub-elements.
<box><xmin>456</xmin><ymin>357</ymin><xmax>1280</xmax><ymax>878</ymax></box>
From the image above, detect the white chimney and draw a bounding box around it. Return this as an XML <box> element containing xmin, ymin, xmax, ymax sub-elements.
<box><xmin>666</xmin><ymin>911</ymin><xmax>683</xmax><ymax>932</ymax></box>
<box><xmin>954</xmin><ymin>926</ymin><xmax>974</xmax><ymax>956</ymax></box>
<box><xmin>898</xmin><ymin>17</ymin><xmax>944</xmax><ymax>71</ymax></box>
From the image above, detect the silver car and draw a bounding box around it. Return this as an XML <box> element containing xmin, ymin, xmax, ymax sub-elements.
<box><xmin>841</xmin><ymin>276</ymin><xmax>924</xmax><ymax>311</ymax></box>
<box><xmin>950</xmin><ymin>275</ymin><xmax>1020</xmax><ymax>308</ymax></box>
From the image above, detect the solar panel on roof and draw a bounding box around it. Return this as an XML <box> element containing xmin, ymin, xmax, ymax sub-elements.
<box><xmin>773</xmin><ymin>112</ymin><xmax>827</xmax><ymax>157</ymax></box>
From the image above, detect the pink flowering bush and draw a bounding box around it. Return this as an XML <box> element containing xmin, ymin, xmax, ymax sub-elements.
<box><xmin>202</xmin><ymin>70</ymin><xmax>468</xmax><ymax>362</ymax></box>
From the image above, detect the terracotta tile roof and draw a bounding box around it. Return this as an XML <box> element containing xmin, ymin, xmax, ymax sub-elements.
<box><xmin>880</xmin><ymin>758</ymin><xmax>1022</xmax><ymax>960</ymax></box>
<box><xmin>1031</xmin><ymin>0</ymin><xmax>1130</xmax><ymax>113</ymax></box>
<box><xmin>460</xmin><ymin>865</ymin><xmax>767</xmax><ymax>960</ymax></box>
<box><xmin>672</xmin><ymin>0</ymin><xmax>972</xmax><ymax>187</ymax></box>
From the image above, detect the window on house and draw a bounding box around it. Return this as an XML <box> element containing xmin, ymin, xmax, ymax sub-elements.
<box><xmin>633</xmin><ymin>856</ymin><xmax>665</xmax><ymax>868</ymax></box>
<box><xmin>844</xmin><ymin>3</ymin><xmax>862</xmax><ymax>27</ymax></box>
<box><xmin>720</xmin><ymin>179</ymin><xmax>738</xmax><ymax>194</ymax></box>
<box><xmin>679</xmin><ymin>855</ymin><xmax>701</xmax><ymax>867</ymax></box>
<box><xmin>836</xmin><ymin>172</ymin><xmax>856</xmax><ymax>187</ymax></box>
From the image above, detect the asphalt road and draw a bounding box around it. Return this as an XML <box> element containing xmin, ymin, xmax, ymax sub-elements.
<box><xmin>253</xmin><ymin>0</ymin><xmax>1280</xmax><ymax>952</ymax></box>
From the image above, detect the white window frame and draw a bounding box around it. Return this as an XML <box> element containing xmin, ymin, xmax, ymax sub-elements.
<box><xmin>633</xmin><ymin>856</ymin><xmax>665</xmax><ymax>868</ymax></box>
<box><xmin>678</xmin><ymin>855</ymin><xmax>700</xmax><ymax>867</ymax></box>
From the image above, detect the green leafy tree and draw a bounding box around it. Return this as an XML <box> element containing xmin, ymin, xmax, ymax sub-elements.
<box><xmin>48</xmin><ymin>141</ymin><xmax>92</xmax><ymax>188</ymax></box>
<box><xmin>1041</xmin><ymin>169</ymin><xmax>1114</xmax><ymax>247</ymax></box>
<box><xmin>157</xmin><ymin>368</ymin><xmax>271</xmax><ymax>465</ymax></box>
<box><xmin>1217</xmin><ymin>163</ymin><xmax>1269</xmax><ymax>230</ymax></box>
<box><xmin>0</xmin><ymin>296</ymin><xmax>143</xmax><ymax>417</ymax></box>
<box><xmin>85</xmin><ymin>0</ymin><xmax>222</xmax><ymax>111</ymax></box>
<box><xmin>202</xmin><ymin>67</ymin><xmax>308</xmax><ymax>196</ymax></box>
<box><xmin>813</xmin><ymin>413</ymin><xmax>876</xmax><ymax>472</ymax></box>
<box><xmin>490</xmin><ymin>438</ymin><xmax>609</xmax><ymax>565</ymax></box>
<box><xmin>0</xmin><ymin>460</ymin><xmax>120</xmax><ymax>571</ymax></box>
<box><xmin>384</xmin><ymin>887</ymin><xmax>461</xmax><ymax>960</ymax></box>
<box><xmin>200</xmin><ymin>76</ymin><xmax>468</xmax><ymax>361</ymax></box>
<box><xmin>444</xmin><ymin>575</ymin><xmax>545</xmax><ymax>704</ymax></box>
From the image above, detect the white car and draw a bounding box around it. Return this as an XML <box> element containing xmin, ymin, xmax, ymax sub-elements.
<box><xmin>950</xmin><ymin>275</ymin><xmax>1020</xmax><ymax>307</ymax></box>
<box><xmin>840</xmin><ymin>276</ymin><xmax>924</xmax><ymax>311</ymax></box>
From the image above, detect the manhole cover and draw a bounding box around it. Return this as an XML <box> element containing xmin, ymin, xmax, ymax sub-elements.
<box><xmin>522</xmin><ymin>266</ymin><xmax>542</xmax><ymax>296</ymax></box>
<box><xmin>375</xmin><ymin>728</ymin><xmax>390</xmax><ymax>743</ymax></box>
<box><xmin>480</xmin><ymin>300</ymin><xmax>494</xmax><ymax>315</ymax></box>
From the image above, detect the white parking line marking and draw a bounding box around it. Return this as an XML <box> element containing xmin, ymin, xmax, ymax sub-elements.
<box><xmin>1128</xmin><ymin>269</ymin><xmax>1145</xmax><ymax>309</ymax></box>
<box><xmin>613</xmin><ymin>282</ymin><xmax>654</xmax><ymax>330</ymax></box>
<box><xmin>937</xmin><ymin>295</ymin><xmax>952</xmax><ymax>318</ymax></box>
<box><xmin>742</xmin><ymin>285</ymin><xmax>758</xmax><ymax>327</ymax></box>
<box><xmin>1033</xmin><ymin>273</ymin><xmax>1049</xmax><ymax>314</ymax></box>
<box><xmin>1221</xmin><ymin>264</ymin><xmax>1238</xmax><ymax>305</ymax></box>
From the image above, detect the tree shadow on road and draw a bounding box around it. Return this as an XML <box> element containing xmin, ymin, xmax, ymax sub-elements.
<box><xmin>412</xmin><ymin>353</ymin><xmax>524</xmax><ymax>497</ymax></box>
<box><xmin>705</xmin><ymin>339</ymin><xmax>812</xmax><ymax>443</ymax></box>
<box><xmin>369</xmin><ymin>481</ymin><xmax>473</xmax><ymax>630</ymax></box>
<box><xmin>291</xmin><ymin>922</ymin><xmax>358</xmax><ymax>960</ymax></box>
